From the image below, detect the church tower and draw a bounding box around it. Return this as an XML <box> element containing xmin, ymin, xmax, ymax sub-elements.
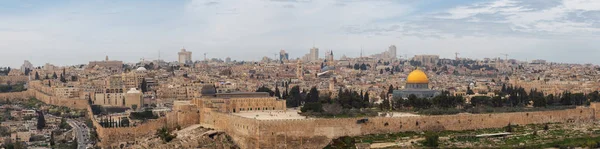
<box><xmin>296</xmin><ymin>59</ymin><xmax>304</xmax><ymax>80</ymax></box>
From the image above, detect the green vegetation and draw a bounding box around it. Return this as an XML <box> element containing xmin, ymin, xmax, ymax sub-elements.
<box><xmin>422</xmin><ymin>132</ymin><xmax>439</xmax><ymax>147</ymax></box>
<box><xmin>325</xmin><ymin>123</ymin><xmax>600</xmax><ymax>148</ymax></box>
<box><xmin>130</xmin><ymin>110</ymin><xmax>158</xmax><ymax>120</ymax></box>
<box><xmin>0</xmin><ymin>83</ymin><xmax>26</xmax><ymax>93</ymax></box>
<box><xmin>324</xmin><ymin>136</ymin><xmax>356</xmax><ymax>149</ymax></box>
<box><xmin>156</xmin><ymin>127</ymin><xmax>177</xmax><ymax>143</ymax></box>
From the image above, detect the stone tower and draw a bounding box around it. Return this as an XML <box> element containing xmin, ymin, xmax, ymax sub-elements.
<box><xmin>296</xmin><ymin>59</ymin><xmax>303</xmax><ymax>80</ymax></box>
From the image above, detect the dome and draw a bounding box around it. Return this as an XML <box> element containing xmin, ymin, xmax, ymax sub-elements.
<box><xmin>127</xmin><ymin>88</ymin><xmax>141</xmax><ymax>94</ymax></box>
<box><xmin>406</xmin><ymin>69</ymin><xmax>429</xmax><ymax>84</ymax></box>
<box><xmin>136</xmin><ymin>67</ymin><xmax>147</xmax><ymax>71</ymax></box>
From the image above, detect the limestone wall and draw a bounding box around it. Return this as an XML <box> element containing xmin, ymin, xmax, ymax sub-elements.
<box><xmin>0</xmin><ymin>91</ymin><xmax>34</xmax><ymax>100</ymax></box>
<box><xmin>226</xmin><ymin>107</ymin><xmax>596</xmax><ymax>149</ymax></box>
<box><xmin>31</xmin><ymin>89</ymin><xmax>88</xmax><ymax>110</ymax></box>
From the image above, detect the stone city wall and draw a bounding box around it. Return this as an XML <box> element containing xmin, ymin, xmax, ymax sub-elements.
<box><xmin>215</xmin><ymin>107</ymin><xmax>596</xmax><ymax>149</ymax></box>
<box><xmin>0</xmin><ymin>90</ymin><xmax>34</xmax><ymax>100</ymax></box>
<box><xmin>92</xmin><ymin>107</ymin><xmax>200</xmax><ymax>148</ymax></box>
<box><xmin>199</xmin><ymin>110</ymin><xmax>261</xmax><ymax>149</ymax></box>
<box><xmin>31</xmin><ymin>89</ymin><xmax>88</xmax><ymax>110</ymax></box>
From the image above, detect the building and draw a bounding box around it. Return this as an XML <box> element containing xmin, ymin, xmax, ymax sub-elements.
<box><xmin>296</xmin><ymin>60</ymin><xmax>304</xmax><ymax>80</ymax></box>
<box><xmin>88</xmin><ymin>56</ymin><xmax>123</xmax><ymax>73</ymax></box>
<box><xmin>412</xmin><ymin>55</ymin><xmax>439</xmax><ymax>66</ymax></box>
<box><xmin>20</xmin><ymin>60</ymin><xmax>33</xmax><ymax>72</ymax></box>
<box><xmin>178</xmin><ymin>48</ymin><xmax>193</xmax><ymax>65</ymax></box>
<box><xmin>388</xmin><ymin>45</ymin><xmax>397</xmax><ymax>59</ymax></box>
<box><xmin>54</xmin><ymin>87</ymin><xmax>80</xmax><ymax>98</ymax></box>
<box><xmin>279</xmin><ymin>50</ymin><xmax>289</xmax><ymax>62</ymax></box>
<box><xmin>392</xmin><ymin>69</ymin><xmax>440</xmax><ymax>99</ymax></box>
<box><xmin>310</xmin><ymin>47</ymin><xmax>319</xmax><ymax>61</ymax></box>
<box><xmin>325</xmin><ymin>50</ymin><xmax>334</xmax><ymax>64</ymax></box>
<box><xmin>225</xmin><ymin>57</ymin><xmax>232</xmax><ymax>64</ymax></box>
<box><xmin>93</xmin><ymin>88</ymin><xmax>143</xmax><ymax>110</ymax></box>
<box><xmin>192</xmin><ymin>85</ymin><xmax>286</xmax><ymax>113</ymax></box>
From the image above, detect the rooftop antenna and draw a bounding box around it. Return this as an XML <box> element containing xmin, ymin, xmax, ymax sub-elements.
<box><xmin>455</xmin><ymin>52</ymin><xmax>460</xmax><ymax>60</ymax></box>
<box><xmin>360</xmin><ymin>46</ymin><xmax>363</xmax><ymax>58</ymax></box>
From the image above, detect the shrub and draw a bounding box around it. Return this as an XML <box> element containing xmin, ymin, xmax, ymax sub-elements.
<box><xmin>423</xmin><ymin>132</ymin><xmax>439</xmax><ymax>147</ymax></box>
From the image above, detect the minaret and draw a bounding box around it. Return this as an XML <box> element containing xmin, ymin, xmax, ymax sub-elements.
<box><xmin>296</xmin><ymin>59</ymin><xmax>304</xmax><ymax>80</ymax></box>
<box><xmin>105</xmin><ymin>56</ymin><xmax>109</xmax><ymax>61</ymax></box>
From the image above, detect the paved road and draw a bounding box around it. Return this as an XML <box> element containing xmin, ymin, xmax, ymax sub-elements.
<box><xmin>67</xmin><ymin>119</ymin><xmax>90</xmax><ymax>149</ymax></box>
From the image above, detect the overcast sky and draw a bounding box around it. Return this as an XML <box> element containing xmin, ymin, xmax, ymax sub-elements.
<box><xmin>2</xmin><ymin>0</ymin><xmax>600</xmax><ymax>67</ymax></box>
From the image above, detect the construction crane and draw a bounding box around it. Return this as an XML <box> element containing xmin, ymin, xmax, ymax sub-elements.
<box><xmin>500</xmin><ymin>53</ymin><xmax>508</xmax><ymax>61</ymax></box>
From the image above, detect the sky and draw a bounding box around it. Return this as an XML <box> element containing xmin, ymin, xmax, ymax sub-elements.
<box><xmin>1</xmin><ymin>0</ymin><xmax>600</xmax><ymax>67</ymax></box>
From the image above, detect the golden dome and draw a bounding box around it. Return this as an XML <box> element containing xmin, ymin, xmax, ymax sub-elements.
<box><xmin>406</xmin><ymin>69</ymin><xmax>429</xmax><ymax>84</ymax></box>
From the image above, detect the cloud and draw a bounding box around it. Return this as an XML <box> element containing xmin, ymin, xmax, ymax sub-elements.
<box><xmin>1</xmin><ymin>0</ymin><xmax>600</xmax><ymax>67</ymax></box>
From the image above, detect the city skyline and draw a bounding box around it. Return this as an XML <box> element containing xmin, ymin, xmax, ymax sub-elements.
<box><xmin>2</xmin><ymin>0</ymin><xmax>600</xmax><ymax>67</ymax></box>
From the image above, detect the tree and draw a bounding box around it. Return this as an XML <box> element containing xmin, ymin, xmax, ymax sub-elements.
<box><xmin>307</xmin><ymin>87</ymin><xmax>319</xmax><ymax>103</ymax></box>
<box><xmin>287</xmin><ymin>86</ymin><xmax>302</xmax><ymax>107</ymax></box>
<box><xmin>59</xmin><ymin>74</ymin><xmax>66</xmax><ymax>83</ymax></box>
<box><xmin>256</xmin><ymin>86</ymin><xmax>275</xmax><ymax>96</ymax></box>
<box><xmin>466</xmin><ymin>86</ymin><xmax>475</xmax><ymax>95</ymax></box>
<box><xmin>52</xmin><ymin>72</ymin><xmax>57</xmax><ymax>79</ymax></box>
<box><xmin>360</xmin><ymin>63</ymin><xmax>367</xmax><ymax>70</ymax></box>
<box><xmin>301</xmin><ymin>102</ymin><xmax>323</xmax><ymax>113</ymax></box>
<box><xmin>387</xmin><ymin>85</ymin><xmax>394</xmax><ymax>95</ymax></box>
<box><xmin>156</xmin><ymin>127</ymin><xmax>176</xmax><ymax>143</ymax></box>
<box><xmin>50</xmin><ymin>131</ymin><xmax>55</xmax><ymax>147</ymax></box>
<box><xmin>36</xmin><ymin>111</ymin><xmax>46</xmax><ymax>130</ymax></box>
<box><xmin>353</xmin><ymin>63</ymin><xmax>359</xmax><ymax>70</ymax></box>
<box><xmin>506</xmin><ymin>123</ymin><xmax>513</xmax><ymax>132</ymax></box>
<box><xmin>423</xmin><ymin>132</ymin><xmax>439</xmax><ymax>148</ymax></box>
<box><xmin>274</xmin><ymin>87</ymin><xmax>281</xmax><ymax>99</ymax></box>
<box><xmin>380</xmin><ymin>98</ymin><xmax>390</xmax><ymax>111</ymax></box>
<box><xmin>34</xmin><ymin>72</ymin><xmax>40</xmax><ymax>80</ymax></box>
<box><xmin>363</xmin><ymin>92</ymin><xmax>370</xmax><ymax>107</ymax></box>
<box><xmin>140</xmin><ymin>78</ymin><xmax>148</xmax><ymax>93</ymax></box>
<box><xmin>120</xmin><ymin>118</ymin><xmax>130</xmax><ymax>127</ymax></box>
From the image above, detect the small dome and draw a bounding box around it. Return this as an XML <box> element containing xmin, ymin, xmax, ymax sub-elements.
<box><xmin>127</xmin><ymin>88</ymin><xmax>141</xmax><ymax>94</ymax></box>
<box><xmin>136</xmin><ymin>67</ymin><xmax>147</xmax><ymax>71</ymax></box>
<box><xmin>406</xmin><ymin>69</ymin><xmax>429</xmax><ymax>84</ymax></box>
<box><xmin>200</xmin><ymin>85</ymin><xmax>216</xmax><ymax>96</ymax></box>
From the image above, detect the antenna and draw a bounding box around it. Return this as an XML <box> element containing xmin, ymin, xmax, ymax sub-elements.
<box><xmin>360</xmin><ymin>46</ymin><xmax>363</xmax><ymax>58</ymax></box>
<box><xmin>455</xmin><ymin>52</ymin><xmax>460</xmax><ymax>60</ymax></box>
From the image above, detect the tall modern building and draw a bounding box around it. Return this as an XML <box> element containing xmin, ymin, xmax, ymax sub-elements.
<box><xmin>388</xmin><ymin>45</ymin><xmax>397</xmax><ymax>59</ymax></box>
<box><xmin>310</xmin><ymin>47</ymin><xmax>319</xmax><ymax>61</ymax></box>
<box><xmin>279</xmin><ymin>50</ymin><xmax>289</xmax><ymax>62</ymax></box>
<box><xmin>178</xmin><ymin>48</ymin><xmax>192</xmax><ymax>64</ymax></box>
<box><xmin>225</xmin><ymin>57</ymin><xmax>232</xmax><ymax>64</ymax></box>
